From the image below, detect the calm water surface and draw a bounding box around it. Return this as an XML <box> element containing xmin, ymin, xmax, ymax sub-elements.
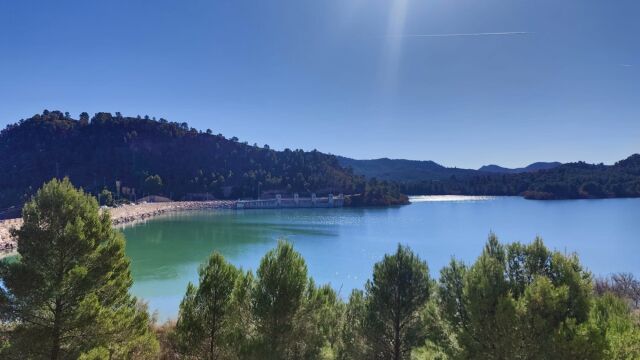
<box><xmin>122</xmin><ymin>197</ymin><xmax>640</xmax><ymax>320</ymax></box>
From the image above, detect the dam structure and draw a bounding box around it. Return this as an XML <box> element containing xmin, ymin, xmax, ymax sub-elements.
<box><xmin>236</xmin><ymin>193</ymin><xmax>344</xmax><ymax>209</ymax></box>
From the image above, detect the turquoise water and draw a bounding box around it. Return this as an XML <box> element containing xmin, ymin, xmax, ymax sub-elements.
<box><xmin>122</xmin><ymin>196</ymin><xmax>640</xmax><ymax>321</ymax></box>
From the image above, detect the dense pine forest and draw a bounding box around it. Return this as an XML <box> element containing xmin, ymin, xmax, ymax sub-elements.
<box><xmin>0</xmin><ymin>110</ymin><xmax>406</xmax><ymax>214</ymax></box>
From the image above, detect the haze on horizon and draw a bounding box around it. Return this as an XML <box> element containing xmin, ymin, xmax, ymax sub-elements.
<box><xmin>0</xmin><ymin>0</ymin><xmax>638</xmax><ymax>169</ymax></box>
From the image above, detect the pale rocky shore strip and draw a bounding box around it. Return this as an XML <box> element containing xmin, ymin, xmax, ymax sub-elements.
<box><xmin>0</xmin><ymin>200</ymin><xmax>236</xmax><ymax>257</ymax></box>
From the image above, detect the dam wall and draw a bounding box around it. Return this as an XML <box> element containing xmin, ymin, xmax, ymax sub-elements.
<box><xmin>236</xmin><ymin>193</ymin><xmax>344</xmax><ymax>209</ymax></box>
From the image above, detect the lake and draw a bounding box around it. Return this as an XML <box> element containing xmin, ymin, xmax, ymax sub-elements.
<box><xmin>122</xmin><ymin>196</ymin><xmax>640</xmax><ymax>321</ymax></box>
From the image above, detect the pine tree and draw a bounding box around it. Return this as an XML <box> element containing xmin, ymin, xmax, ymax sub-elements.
<box><xmin>436</xmin><ymin>234</ymin><xmax>605</xmax><ymax>359</ymax></box>
<box><xmin>252</xmin><ymin>240</ymin><xmax>309</xmax><ymax>359</ymax></box>
<box><xmin>337</xmin><ymin>290</ymin><xmax>368</xmax><ymax>360</ymax></box>
<box><xmin>0</xmin><ymin>178</ymin><xmax>158</xmax><ymax>359</ymax></box>
<box><xmin>291</xmin><ymin>280</ymin><xmax>342</xmax><ymax>359</ymax></box>
<box><xmin>175</xmin><ymin>252</ymin><xmax>241</xmax><ymax>359</ymax></box>
<box><xmin>364</xmin><ymin>244</ymin><xmax>431</xmax><ymax>360</ymax></box>
<box><xmin>227</xmin><ymin>270</ymin><xmax>256</xmax><ymax>359</ymax></box>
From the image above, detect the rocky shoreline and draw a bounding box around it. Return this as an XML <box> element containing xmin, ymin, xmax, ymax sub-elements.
<box><xmin>0</xmin><ymin>200</ymin><xmax>236</xmax><ymax>257</ymax></box>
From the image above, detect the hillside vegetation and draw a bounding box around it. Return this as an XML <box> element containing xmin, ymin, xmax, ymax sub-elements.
<box><xmin>337</xmin><ymin>157</ymin><xmax>479</xmax><ymax>182</ymax></box>
<box><xmin>339</xmin><ymin>155</ymin><xmax>640</xmax><ymax>200</ymax></box>
<box><xmin>0</xmin><ymin>110</ymin><xmax>407</xmax><ymax>212</ymax></box>
<box><xmin>478</xmin><ymin>161</ymin><xmax>562</xmax><ymax>174</ymax></box>
<box><xmin>2</xmin><ymin>111</ymin><xmax>637</xmax><ymax>209</ymax></box>
<box><xmin>400</xmin><ymin>155</ymin><xmax>640</xmax><ymax>200</ymax></box>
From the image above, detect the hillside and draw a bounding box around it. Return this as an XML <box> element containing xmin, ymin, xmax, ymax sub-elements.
<box><xmin>0</xmin><ymin>111</ymin><xmax>407</xmax><ymax>213</ymax></box>
<box><xmin>517</xmin><ymin>156</ymin><xmax>640</xmax><ymax>199</ymax></box>
<box><xmin>338</xmin><ymin>153</ymin><xmax>639</xmax><ymax>200</ymax></box>
<box><xmin>478</xmin><ymin>162</ymin><xmax>562</xmax><ymax>174</ymax></box>
<box><xmin>336</xmin><ymin>157</ymin><xmax>479</xmax><ymax>182</ymax></box>
<box><xmin>338</xmin><ymin>157</ymin><xmax>562</xmax><ymax>181</ymax></box>
<box><xmin>401</xmin><ymin>155</ymin><xmax>640</xmax><ymax>200</ymax></box>
<box><xmin>1</xmin><ymin>111</ymin><xmax>637</xmax><ymax>211</ymax></box>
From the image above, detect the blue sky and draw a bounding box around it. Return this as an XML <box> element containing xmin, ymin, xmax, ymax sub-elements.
<box><xmin>0</xmin><ymin>0</ymin><xmax>638</xmax><ymax>168</ymax></box>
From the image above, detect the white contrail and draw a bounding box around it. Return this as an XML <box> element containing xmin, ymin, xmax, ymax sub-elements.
<box><xmin>398</xmin><ymin>31</ymin><xmax>532</xmax><ymax>38</ymax></box>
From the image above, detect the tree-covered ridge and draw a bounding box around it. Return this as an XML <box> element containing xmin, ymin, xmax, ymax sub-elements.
<box><xmin>399</xmin><ymin>154</ymin><xmax>640</xmax><ymax>200</ymax></box>
<box><xmin>2</xmin><ymin>110</ymin><xmax>636</xmax><ymax>207</ymax></box>
<box><xmin>339</xmin><ymin>153</ymin><xmax>640</xmax><ymax>200</ymax></box>
<box><xmin>336</xmin><ymin>157</ymin><xmax>480</xmax><ymax>182</ymax></box>
<box><xmin>337</xmin><ymin>157</ymin><xmax>563</xmax><ymax>182</ymax></box>
<box><xmin>0</xmin><ymin>110</ymin><xmax>407</xmax><ymax>211</ymax></box>
<box><xmin>478</xmin><ymin>161</ymin><xmax>562</xmax><ymax>174</ymax></box>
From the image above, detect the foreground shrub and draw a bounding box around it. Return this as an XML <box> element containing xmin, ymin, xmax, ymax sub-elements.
<box><xmin>432</xmin><ymin>234</ymin><xmax>603</xmax><ymax>359</ymax></box>
<box><xmin>590</xmin><ymin>293</ymin><xmax>640</xmax><ymax>359</ymax></box>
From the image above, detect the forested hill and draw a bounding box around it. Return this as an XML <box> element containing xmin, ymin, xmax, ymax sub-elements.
<box><xmin>2</xmin><ymin>111</ymin><xmax>637</xmax><ymax>210</ymax></box>
<box><xmin>400</xmin><ymin>155</ymin><xmax>640</xmax><ymax>200</ymax></box>
<box><xmin>337</xmin><ymin>153</ymin><xmax>640</xmax><ymax>200</ymax></box>
<box><xmin>0</xmin><ymin>110</ymin><xmax>406</xmax><ymax>212</ymax></box>
<box><xmin>337</xmin><ymin>157</ymin><xmax>562</xmax><ymax>181</ymax></box>
<box><xmin>478</xmin><ymin>161</ymin><xmax>562</xmax><ymax>174</ymax></box>
<box><xmin>336</xmin><ymin>157</ymin><xmax>479</xmax><ymax>181</ymax></box>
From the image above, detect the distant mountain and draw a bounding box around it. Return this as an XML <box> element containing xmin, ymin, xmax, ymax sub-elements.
<box><xmin>337</xmin><ymin>154</ymin><xmax>640</xmax><ymax>200</ymax></box>
<box><xmin>478</xmin><ymin>162</ymin><xmax>562</xmax><ymax>174</ymax></box>
<box><xmin>337</xmin><ymin>157</ymin><xmax>562</xmax><ymax>182</ymax></box>
<box><xmin>336</xmin><ymin>157</ymin><xmax>479</xmax><ymax>182</ymax></box>
<box><xmin>401</xmin><ymin>155</ymin><xmax>640</xmax><ymax>200</ymax></box>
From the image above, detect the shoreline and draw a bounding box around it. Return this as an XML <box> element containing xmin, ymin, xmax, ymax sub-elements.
<box><xmin>0</xmin><ymin>200</ymin><xmax>236</xmax><ymax>257</ymax></box>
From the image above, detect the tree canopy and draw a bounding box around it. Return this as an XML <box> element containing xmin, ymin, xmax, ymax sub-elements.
<box><xmin>363</xmin><ymin>245</ymin><xmax>431</xmax><ymax>360</ymax></box>
<box><xmin>174</xmin><ymin>252</ymin><xmax>241</xmax><ymax>359</ymax></box>
<box><xmin>432</xmin><ymin>234</ymin><xmax>603</xmax><ymax>359</ymax></box>
<box><xmin>0</xmin><ymin>178</ymin><xmax>158</xmax><ymax>359</ymax></box>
